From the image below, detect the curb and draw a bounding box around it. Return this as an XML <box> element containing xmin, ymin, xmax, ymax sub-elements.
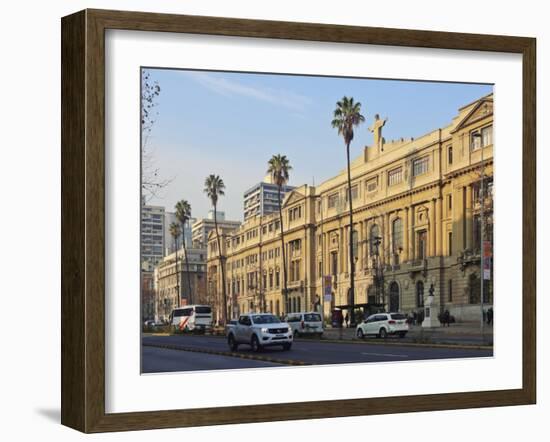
<box><xmin>143</xmin><ymin>332</ymin><xmax>492</xmax><ymax>351</ymax></box>
<box><xmin>304</xmin><ymin>338</ymin><xmax>493</xmax><ymax>351</ymax></box>
<box><xmin>143</xmin><ymin>342</ymin><xmax>312</xmax><ymax>366</ymax></box>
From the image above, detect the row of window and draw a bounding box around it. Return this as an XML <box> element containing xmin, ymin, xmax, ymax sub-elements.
<box><xmin>288</xmin><ymin>205</ymin><xmax>302</xmax><ymax>221</ymax></box>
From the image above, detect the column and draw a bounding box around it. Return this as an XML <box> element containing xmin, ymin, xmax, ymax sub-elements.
<box><xmin>454</xmin><ymin>186</ymin><xmax>464</xmax><ymax>251</ymax></box>
<box><xmin>430</xmin><ymin>199</ymin><xmax>436</xmax><ymax>256</ymax></box>
<box><xmin>383</xmin><ymin>212</ymin><xmax>391</xmax><ymax>264</ymax></box>
<box><xmin>408</xmin><ymin>207</ymin><xmax>414</xmax><ymax>260</ymax></box>
<box><xmin>435</xmin><ymin>197</ymin><xmax>443</xmax><ymax>256</ymax></box>
<box><xmin>465</xmin><ymin>185</ymin><xmax>473</xmax><ymax>250</ymax></box>
<box><xmin>339</xmin><ymin>227</ymin><xmax>345</xmax><ymax>274</ymax></box>
<box><xmin>403</xmin><ymin>207</ymin><xmax>409</xmax><ymax>262</ymax></box>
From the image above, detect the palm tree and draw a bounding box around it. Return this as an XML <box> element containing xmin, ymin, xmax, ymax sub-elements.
<box><xmin>267</xmin><ymin>154</ymin><xmax>292</xmax><ymax>314</ymax></box>
<box><xmin>169</xmin><ymin>222</ymin><xmax>182</xmax><ymax>310</ymax></box>
<box><xmin>204</xmin><ymin>174</ymin><xmax>228</xmax><ymax>324</ymax></box>
<box><xmin>175</xmin><ymin>200</ymin><xmax>193</xmax><ymax>305</ymax></box>
<box><xmin>331</xmin><ymin>96</ymin><xmax>365</xmax><ymax>326</ymax></box>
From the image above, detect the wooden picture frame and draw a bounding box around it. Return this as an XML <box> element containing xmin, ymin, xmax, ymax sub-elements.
<box><xmin>61</xmin><ymin>9</ymin><xmax>536</xmax><ymax>433</ymax></box>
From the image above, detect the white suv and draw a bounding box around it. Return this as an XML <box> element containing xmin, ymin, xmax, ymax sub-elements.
<box><xmin>285</xmin><ymin>312</ymin><xmax>324</xmax><ymax>337</ymax></box>
<box><xmin>227</xmin><ymin>313</ymin><xmax>293</xmax><ymax>352</ymax></box>
<box><xmin>356</xmin><ymin>312</ymin><xmax>409</xmax><ymax>339</ymax></box>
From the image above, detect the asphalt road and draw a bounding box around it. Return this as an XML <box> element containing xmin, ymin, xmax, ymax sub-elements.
<box><xmin>142</xmin><ymin>334</ymin><xmax>492</xmax><ymax>373</ymax></box>
<box><xmin>142</xmin><ymin>345</ymin><xmax>281</xmax><ymax>373</ymax></box>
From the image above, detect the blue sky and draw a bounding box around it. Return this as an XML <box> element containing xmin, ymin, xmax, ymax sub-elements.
<box><xmin>144</xmin><ymin>68</ymin><xmax>492</xmax><ymax>221</ymax></box>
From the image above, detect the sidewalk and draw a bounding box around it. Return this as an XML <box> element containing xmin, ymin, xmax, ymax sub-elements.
<box><xmin>318</xmin><ymin>321</ymin><xmax>493</xmax><ymax>346</ymax></box>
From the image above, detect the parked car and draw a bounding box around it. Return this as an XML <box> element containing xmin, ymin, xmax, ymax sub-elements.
<box><xmin>356</xmin><ymin>312</ymin><xmax>409</xmax><ymax>339</ymax></box>
<box><xmin>226</xmin><ymin>313</ymin><xmax>293</xmax><ymax>352</ymax></box>
<box><xmin>225</xmin><ymin>319</ymin><xmax>238</xmax><ymax>335</ymax></box>
<box><xmin>285</xmin><ymin>312</ymin><xmax>324</xmax><ymax>337</ymax></box>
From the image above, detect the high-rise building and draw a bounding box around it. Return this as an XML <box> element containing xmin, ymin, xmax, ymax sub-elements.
<box><xmin>191</xmin><ymin>210</ymin><xmax>241</xmax><ymax>249</ymax></box>
<box><xmin>243</xmin><ymin>175</ymin><xmax>295</xmax><ymax>221</ymax></box>
<box><xmin>141</xmin><ymin>204</ymin><xmax>165</xmax><ymax>272</ymax></box>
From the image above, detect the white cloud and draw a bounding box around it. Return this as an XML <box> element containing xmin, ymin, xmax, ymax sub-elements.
<box><xmin>184</xmin><ymin>71</ymin><xmax>312</xmax><ymax>112</ymax></box>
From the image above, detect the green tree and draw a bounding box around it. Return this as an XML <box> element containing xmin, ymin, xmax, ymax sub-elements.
<box><xmin>331</xmin><ymin>96</ymin><xmax>365</xmax><ymax>325</ymax></box>
<box><xmin>169</xmin><ymin>222</ymin><xmax>182</xmax><ymax>310</ymax></box>
<box><xmin>204</xmin><ymin>174</ymin><xmax>228</xmax><ymax>324</ymax></box>
<box><xmin>175</xmin><ymin>200</ymin><xmax>193</xmax><ymax>305</ymax></box>
<box><xmin>267</xmin><ymin>154</ymin><xmax>292</xmax><ymax>314</ymax></box>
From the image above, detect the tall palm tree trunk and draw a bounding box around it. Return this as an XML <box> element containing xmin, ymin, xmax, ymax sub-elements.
<box><xmin>277</xmin><ymin>185</ymin><xmax>289</xmax><ymax>314</ymax></box>
<box><xmin>214</xmin><ymin>206</ymin><xmax>228</xmax><ymax>324</ymax></box>
<box><xmin>174</xmin><ymin>237</ymin><xmax>180</xmax><ymax>308</ymax></box>
<box><xmin>182</xmin><ymin>222</ymin><xmax>193</xmax><ymax>305</ymax></box>
<box><xmin>346</xmin><ymin>142</ymin><xmax>355</xmax><ymax>325</ymax></box>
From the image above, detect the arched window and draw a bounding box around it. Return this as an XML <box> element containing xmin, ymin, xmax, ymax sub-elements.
<box><xmin>352</xmin><ymin>229</ymin><xmax>359</xmax><ymax>261</ymax></box>
<box><xmin>416</xmin><ymin>281</ymin><xmax>425</xmax><ymax>307</ymax></box>
<box><xmin>367</xmin><ymin>285</ymin><xmax>376</xmax><ymax>304</ymax></box>
<box><xmin>392</xmin><ymin>218</ymin><xmax>403</xmax><ymax>265</ymax></box>
<box><xmin>392</xmin><ymin>218</ymin><xmax>403</xmax><ymax>253</ymax></box>
<box><xmin>370</xmin><ymin>224</ymin><xmax>380</xmax><ymax>255</ymax></box>
<box><xmin>389</xmin><ymin>281</ymin><xmax>400</xmax><ymax>312</ymax></box>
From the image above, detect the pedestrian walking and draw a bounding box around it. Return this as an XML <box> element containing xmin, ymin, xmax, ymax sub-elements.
<box><xmin>443</xmin><ymin>309</ymin><xmax>451</xmax><ymax>327</ymax></box>
<box><xmin>487</xmin><ymin>307</ymin><xmax>493</xmax><ymax>325</ymax></box>
<box><xmin>344</xmin><ymin>312</ymin><xmax>350</xmax><ymax>328</ymax></box>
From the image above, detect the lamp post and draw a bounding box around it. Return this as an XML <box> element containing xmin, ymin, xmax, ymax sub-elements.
<box><xmin>370</xmin><ymin>235</ymin><xmax>383</xmax><ymax>308</ymax></box>
<box><xmin>472</xmin><ymin>131</ymin><xmax>485</xmax><ymax>337</ymax></box>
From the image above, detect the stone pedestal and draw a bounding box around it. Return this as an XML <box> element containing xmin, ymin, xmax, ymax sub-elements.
<box><xmin>422</xmin><ymin>291</ymin><xmax>440</xmax><ymax>328</ymax></box>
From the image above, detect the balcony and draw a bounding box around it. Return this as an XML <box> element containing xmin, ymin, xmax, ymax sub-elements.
<box><xmin>409</xmin><ymin>259</ymin><xmax>427</xmax><ymax>277</ymax></box>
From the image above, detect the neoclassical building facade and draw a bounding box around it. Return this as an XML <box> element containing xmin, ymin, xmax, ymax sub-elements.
<box><xmin>207</xmin><ymin>93</ymin><xmax>493</xmax><ymax>323</ymax></box>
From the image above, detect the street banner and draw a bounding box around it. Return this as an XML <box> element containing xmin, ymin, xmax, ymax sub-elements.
<box><xmin>483</xmin><ymin>240</ymin><xmax>492</xmax><ymax>258</ymax></box>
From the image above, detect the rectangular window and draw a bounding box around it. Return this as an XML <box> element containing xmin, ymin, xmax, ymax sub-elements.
<box><xmin>481</xmin><ymin>125</ymin><xmax>492</xmax><ymax>147</ymax></box>
<box><xmin>328</xmin><ymin>193</ymin><xmax>339</xmax><ymax>208</ymax></box>
<box><xmin>471</xmin><ymin>131</ymin><xmax>480</xmax><ymax>150</ymax></box>
<box><xmin>412</xmin><ymin>157</ymin><xmax>429</xmax><ymax>176</ymax></box>
<box><xmin>448</xmin><ymin>231</ymin><xmax>453</xmax><ymax>256</ymax></box>
<box><xmin>388</xmin><ymin>167</ymin><xmax>403</xmax><ymax>186</ymax></box>
<box><xmin>447</xmin><ymin>194</ymin><xmax>452</xmax><ymax>211</ymax></box>
<box><xmin>448</xmin><ymin>145</ymin><xmax>453</xmax><ymax>165</ymax></box>
<box><xmin>417</xmin><ymin>230</ymin><xmax>427</xmax><ymax>260</ymax></box>
<box><xmin>345</xmin><ymin>185</ymin><xmax>359</xmax><ymax>201</ymax></box>
<box><xmin>473</xmin><ymin>215</ymin><xmax>481</xmax><ymax>251</ymax></box>
<box><xmin>366</xmin><ymin>177</ymin><xmax>378</xmax><ymax>192</ymax></box>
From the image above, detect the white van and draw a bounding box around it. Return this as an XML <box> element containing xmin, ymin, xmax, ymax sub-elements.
<box><xmin>284</xmin><ymin>312</ymin><xmax>324</xmax><ymax>337</ymax></box>
<box><xmin>169</xmin><ymin>305</ymin><xmax>213</xmax><ymax>333</ymax></box>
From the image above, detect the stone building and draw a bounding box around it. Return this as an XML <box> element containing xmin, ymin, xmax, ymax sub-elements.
<box><xmin>207</xmin><ymin>93</ymin><xmax>493</xmax><ymax>323</ymax></box>
<box><xmin>154</xmin><ymin>247</ymin><xmax>208</xmax><ymax>322</ymax></box>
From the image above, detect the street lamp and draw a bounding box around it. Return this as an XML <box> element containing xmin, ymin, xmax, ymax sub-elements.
<box><xmin>369</xmin><ymin>235</ymin><xmax>383</xmax><ymax>307</ymax></box>
<box><xmin>472</xmin><ymin>131</ymin><xmax>486</xmax><ymax>337</ymax></box>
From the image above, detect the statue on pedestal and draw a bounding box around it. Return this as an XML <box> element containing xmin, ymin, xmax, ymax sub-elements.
<box><xmin>422</xmin><ymin>283</ymin><xmax>440</xmax><ymax>328</ymax></box>
<box><xmin>368</xmin><ymin>114</ymin><xmax>388</xmax><ymax>152</ymax></box>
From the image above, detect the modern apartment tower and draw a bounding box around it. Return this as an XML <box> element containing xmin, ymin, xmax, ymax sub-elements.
<box><xmin>243</xmin><ymin>175</ymin><xmax>295</xmax><ymax>221</ymax></box>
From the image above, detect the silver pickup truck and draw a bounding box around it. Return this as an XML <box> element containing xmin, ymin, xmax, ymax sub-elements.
<box><xmin>226</xmin><ymin>313</ymin><xmax>293</xmax><ymax>352</ymax></box>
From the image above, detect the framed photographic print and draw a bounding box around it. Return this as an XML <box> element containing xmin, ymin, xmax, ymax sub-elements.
<box><xmin>61</xmin><ymin>9</ymin><xmax>536</xmax><ymax>433</ymax></box>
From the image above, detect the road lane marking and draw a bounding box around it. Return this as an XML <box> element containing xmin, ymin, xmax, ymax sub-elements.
<box><xmin>361</xmin><ymin>352</ymin><xmax>409</xmax><ymax>358</ymax></box>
